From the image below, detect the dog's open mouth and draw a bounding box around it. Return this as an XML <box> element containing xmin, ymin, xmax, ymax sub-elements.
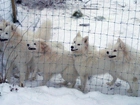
<box><xmin>28</xmin><ymin>47</ymin><xmax>36</xmax><ymax>50</ymax></box>
<box><xmin>108</xmin><ymin>55</ymin><xmax>116</xmax><ymax>58</ymax></box>
<box><xmin>71</xmin><ymin>49</ymin><xmax>78</xmax><ymax>51</ymax></box>
<box><xmin>0</xmin><ymin>39</ymin><xmax>8</xmax><ymax>41</ymax></box>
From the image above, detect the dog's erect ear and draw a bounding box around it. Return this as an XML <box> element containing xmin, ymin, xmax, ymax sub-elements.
<box><xmin>83</xmin><ymin>36</ymin><xmax>89</xmax><ymax>44</ymax></box>
<box><xmin>40</xmin><ymin>41</ymin><xmax>47</xmax><ymax>51</ymax></box>
<box><xmin>5</xmin><ymin>21</ymin><xmax>10</xmax><ymax>27</ymax></box>
<box><xmin>117</xmin><ymin>38</ymin><xmax>125</xmax><ymax>50</ymax></box>
<box><xmin>83</xmin><ymin>36</ymin><xmax>89</xmax><ymax>49</ymax></box>
<box><xmin>40</xmin><ymin>41</ymin><xmax>51</xmax><ymax>53</ymax></box>
<box><xmin>117</xmin><ymin>38</ymin><xmax>124</xmax><ymax>45</ymax></box>
<box><xmin>117</xmin><ymin>38</ymin><xmax>121</xmax><ymax>43</ymax></box>
<box><xmin>11</xmin><ymin>24</ymin><xmax>17</xmax><ymax>31</ymax></box>
<box><xmin>76</xmin><ymin>31</ymin><xmax>81</xmax><ymax>37</ymax></box>
<box><xmin>117</xmin><ymin>38</ymin><xmax>131</xmax><ymax>61</ymax></box>
<box><xmin>2</xmin><ymin>20</ymin><xmax>10</xmax><ymax>27</ymax></box>
<box><xmin>2</xmin><ymin>20</ymin><xmax>6</xmax><ymax>23</ymax></box>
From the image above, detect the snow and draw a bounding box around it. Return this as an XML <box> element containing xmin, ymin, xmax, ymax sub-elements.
<box><xmin>0</xmin><ymin>83</ymin><xmax>140</xmax><ymax>105</ymax></box>
<box><xmin>1</xmin><ymin>0</ymin><xmax>140</xmax><ymax>104</ymax></box>
<box><xmin>0</xmin><ymin>0</ymin><xmax>12</xmax><ymax>21</ymax></box>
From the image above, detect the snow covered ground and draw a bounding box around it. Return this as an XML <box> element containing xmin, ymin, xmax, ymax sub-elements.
<box><xmin>0</xmin><ymin>83</ymin><xmax>140</xmax><ymax>105</ymax></box>
<box><xmin>0</xmin><ymin>0</ymin><xmax>140</xmax><ymax>104</ymax></box>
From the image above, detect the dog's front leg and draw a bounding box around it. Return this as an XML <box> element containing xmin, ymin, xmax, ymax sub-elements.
<box><xmin>80</xmin><ymin>75</ymin><xmax>88</xmax><ymax>93</ymax></box>
<box><xmin>30</xmin><ymin>66</ymin><xmax>38</xmax><ymax>80</ymax></box>
<box><xmin>42</xmin><ymin>73</ymin><xmax>52</xmax><ymax>86</ymax></box>
<box><xmin>127</xmin><ymin>77</ymin><xmax>139</xmax><ymax>97</ymax></box>
<box><xmin>27</xmin><ymin>59</ymin><xmax>36</xmax><ymax>80</ymax></box>
<box><xmin>61</xmin><ymin>65</ymin><xmax>78</xmax><ymax>88</ymax></box>
<box><xmin>5</xmin><ymin>61</ymin><xmax>14</xmax><ymax>83</ymax></box>
<box><xmin>106</xmin><ymin>72</ymin><xmax>117</xmax><ymax>86</ymax></box>
<box><xmin>18</xmin><ymin>64</ymin><xmax>27</xmax><ymax>87</ymax></box>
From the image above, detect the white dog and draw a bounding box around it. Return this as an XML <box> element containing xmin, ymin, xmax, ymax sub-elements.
<box><xmin>0</xmin><ymin>20</ymin><xmax>11</xmax><ymax>51</ymax></box>
<box><xmin>106</xmin><ymin>38</ymin><xmax>140</xmax><ymax>96</ymax></box>
<box><xmin>27</xmin><ymin>39</ymin><xmax>78</xmax><ymax>87</ymax></box>
<box><xmin>71</xmin><ymin>32</ymin><xmax>114</xmax><ymax>92</ymax></box>
<box><xmin>0</xmin><ymin>24</ymin><xmax>33</xmax><ymax>87</ymax></box>
<box><xmin>0</xmin><ymin>19</ymin><xmax>52</xmax><ymax>86</ymax></box>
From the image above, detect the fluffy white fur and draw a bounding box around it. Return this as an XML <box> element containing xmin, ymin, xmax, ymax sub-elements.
<box><xmin>71</xmin><ymin>32</ymin><xmax>114</xmax><ymax>92</ymax></box>
<box><xmin>0</xmin><ymin>25</ymin><xmax>33</xmax><ymax>87</ymax></box>
<box><xmin>106</xmin><ymin>38</ymin><xmax>140</xmax><ymax>96</ymax></box>
<box><xmin>0</xmin><ymin>20</ymin><xmax>11</xmax><ymax>51</ymax></box>
<box><xmin>27</xmin><ymin>39</ymin><xmax>78</xmax><ymax>87</ymax></box>
<box><xmin>0</xmin><ymin>19</ymin><xmax>52</xmax><ymax>86</ymax></box>
<box><xmin>35</xmin><ymin>19</ymin><xmax>52</xmax><ymax>40</ymax></box>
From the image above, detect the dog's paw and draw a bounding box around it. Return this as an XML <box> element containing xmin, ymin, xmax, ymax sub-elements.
<box><xmin>14</xmin><ymin>74</ymin><xmax>19</xmax><ymax>78</ymax></box>
<box><xmin>77</xmin><ymin>85</ymin><xmax>82</xmax><ymax>89</ymax></box>
<box><xmin>67</xmin><ymin>83</ymin><xmax>75</xmax><ymax>88</ymax></box>
<box><xmin>110</xmin><ymin>87</ymin><xmax>114</xmax><ymax>90</ymax></box>
<box><xmin>127</xmin><ymin>88</ymin><xmax>132</xmax><ymax>93</ymax></box>
<box><xmin>19</xmin><ymin>83</ymin><xmax>24</xmax><ymax>87</ymax></box>
<box><xmin>29</xmin><ymin>77</ymin><xmax>36</xmax><ymax>81</ymax></box>
<box><xmin>106</xmin><ymin>82</ymin><xmax>113</xmax><ymax>86</ymax></box>
<box><xmin>77</xmin><ymin>86</ymin><xmax>84</xmax><ymax>91</ymax></box>
<box><xmin>115</xmin><ymin>83</ymin><xmax>121</xmax><ymax>87</ymax></box>
<box><xmin>56</xmin><ymin>82</ymin><xmax>68</xmax><ymax>87</ymax></box>
<box><xmin>77</xmin><ymin>86</ymin><xmax>87</xmax><ymax>93</ymax></box>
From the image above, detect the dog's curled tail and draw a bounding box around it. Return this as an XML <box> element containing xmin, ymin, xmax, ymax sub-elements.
<box><xmin>51</xmin><ymin>41</ymin><xmax>64</xmax><ymax>50</ymax></box>
<box><xmin>35</xmin><ymin>19</ymin><xmax>52</xmax><ymax>41</ymax></box>
<box><xmin>56</xmin><ymin>42</ymin><xmax>64</xmax><ymax>49</ymax></box>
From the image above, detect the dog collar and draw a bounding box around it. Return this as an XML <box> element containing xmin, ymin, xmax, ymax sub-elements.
<box><xmin>73</xmin><ymin>54</ymin><xmax>82</xmax><ymax>57</ymax></box>
<box><xmin>34</xmin><ymin>55</ymin><xmax>40</xmax><ymax>58</ymax></box>
<box><xmin>33</xmin><ymin>52</ymin><xmax>44</xmax><ymax>58</ymax></box>
<box><xmin>34</xmin><ymin>54</ymin><xmax>42</xmax><ymax>58</ymax></box>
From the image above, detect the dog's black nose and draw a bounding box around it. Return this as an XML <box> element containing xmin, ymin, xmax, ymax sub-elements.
<box><xmin>71</xmin><ymin>46</ymin><xmax>74</xmax><ymax>49</ymax></box>
<box><xmin>109</xmin><ymin>55</ymin><xmax>116</xmax><ymax>58</ymax></box>
<box><xmin>27</xmin><ymin>44</ymin><xmax>29</xmax><ymax>47</ymax></box>
<box><xmin>28</xmin><ymin>47</ymin><xmax>36</xmax><ymax>50</ymax></box>
<box><xmin>106</xmin><ymin>51</ymin><xmax>109</xmax><ymax>54</ymax></box>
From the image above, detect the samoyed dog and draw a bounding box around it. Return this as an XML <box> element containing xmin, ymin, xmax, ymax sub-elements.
<box><xmin>27</xmin><ymin>39</ymin><xmax>78</xmax><ymax>87</ymax></box>
<box><xmin>106</xmin><ymin>38</ymin><xmax>140</xmax><ymax>96</ymax></box>
<box><xmin>0</xmin><ymin>19</ymin><xmax>52</xmax><ymax>86</ymax></box>
<box><xmin>0</xmin><ymin>24</ymin><xmax>33</xmax><ymax>87</ymax></box>
<box><xmin>71</xmin><ymin>32</ymin><xmax>114</xmax><ymax>92</ymax></box>
<box><xmin>0</xmin><ymin>20</ymin><xmax>11</xmax><ymax>51</ymax></box>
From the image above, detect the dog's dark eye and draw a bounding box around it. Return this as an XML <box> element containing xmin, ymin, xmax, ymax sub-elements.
<box><xmin>34</xmin><ymin>43</ymin><xmax>36</xmax><ymax>45</ymax></box>
<box><xmin>0</xmin><ymin>29</ymin><xmax>2</xmax><ymax>31</ymax></box>
<box><xmin>5</xmin><ymin>32</ymin><xmax>8</xmax><ymax>34</ymax></box>
<box><xmin>27</xmin><ymin>44</ymin><xmax>29</xmax><ymax>46</ymax></box>
<box><xmin>106</xmin><ymin>51</ymin><xmax>109</xmax><ymax>54</ymax></box>
<box><xmin>74</xmin><ymin>41</ymin><xmax>76</xmax><ymax>43</ymax></box>
<box><xmin>114</xmin><ymin>50</ymin><xmax>117</xmax><ymax>52</ymax></box>
<box><xmin>77</xmin><ymin>44</ymin><xmax>80</xmax><ymax>46</ymax></box>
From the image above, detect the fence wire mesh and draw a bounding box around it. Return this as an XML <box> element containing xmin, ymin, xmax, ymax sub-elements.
<box><xmin>0</xmin><ymin>0</ymin><xmax>140</xmax><ymax>97</ymax></box>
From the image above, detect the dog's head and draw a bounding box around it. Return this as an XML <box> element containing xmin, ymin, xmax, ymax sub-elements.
<box><xmin>0</xmin><ymin>24</ymin><xmax>17</xmax><ymax>42</ymax></box>
<box><xmin>27</xmin><ymin>39</ymin><xmax>51</xmax><ymax>57</ymax></box>
<box><xmin>71</xmin><ymin>32</ymin><xmax>89</xmax><ymax>54</ymax></box>
<box><xmin>0</xmin><ymin>20</ymin><xmax>10</xmax><ymax>36</ymax></box>
<box><xmin>106</xmin><ymin>38</ymin><xmax>131</xmax><ymax>61</ymax></box>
